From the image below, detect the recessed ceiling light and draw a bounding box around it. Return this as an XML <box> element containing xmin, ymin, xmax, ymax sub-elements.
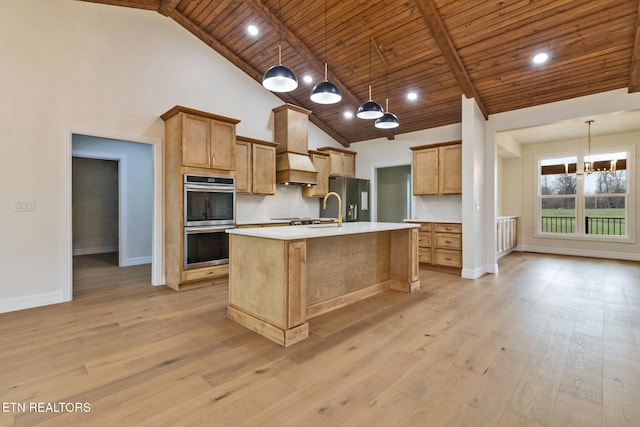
<box><xmin>247</xmin><ymin>25</ymin><xmax>259</xmax><ymax>36</ymax></box>
<box><xmin>532</xmin><ymin>52</ymin><xmax>549</xmax><ymax>65</ymax></box>
<box><xmin>344</xmin><ymin>111</ymin><xmax>354</xmax><ymax>119</ymax></box>
<box><xmin>303</xmin><ymin>75</ymin><xmax>313</xmax><ymax>84</ymax></box>
<box><xmin>407</xmin><ymin>92</ymin><xmax>418</xmax><ymax>101</ymax></box>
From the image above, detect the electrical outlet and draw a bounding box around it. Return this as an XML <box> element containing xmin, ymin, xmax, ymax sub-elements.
<box><xmin>14</xmin><ymin>200</ymin><xmax>36</xmax><ymax>212</ymax></box>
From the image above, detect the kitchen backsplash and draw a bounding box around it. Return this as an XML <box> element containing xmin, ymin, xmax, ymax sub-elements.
<box><xmin>236</xmin><ymin>185</ymin><xmax>320</xmax><ymax>222</ymax></box>
<box><xmin>412</xmin><ymin>194</ymin><xmax>462</xmax><ymax>221</ymax></box>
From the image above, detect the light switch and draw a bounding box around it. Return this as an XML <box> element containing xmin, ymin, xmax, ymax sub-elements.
<box><xmin>14</xmin><ymin>200</ymin><xmax>36</xmax><ymax>212</ymax></box>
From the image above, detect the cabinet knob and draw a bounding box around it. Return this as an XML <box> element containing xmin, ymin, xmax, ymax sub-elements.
<box><xmin>445</xmin><ymin>256</ymin><xmax>452</xmax><ymax>260</ymax></box>
<box><xmin>445</xmin><ymin>226</ymin><xmax>452</xmax><ymax>230</ymax></box>
<box><xmin>445</xmin><ymin>239</ymin><xmax>452</xmax><ymax>243</ymax></box>
<box><xmin>207</xmin><ymin>271</ymin><xmax>214</xmax><ymax>275</ymax></box>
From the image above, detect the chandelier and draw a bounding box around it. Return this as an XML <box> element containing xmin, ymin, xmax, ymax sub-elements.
<box><xmin>583</xmin><ymin>119</ymin><xmax>616</xmax><ymax>175</ymax></box>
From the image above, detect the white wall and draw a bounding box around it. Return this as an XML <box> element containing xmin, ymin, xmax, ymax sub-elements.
<box><xmin>0</xmin><ymin>0</ymin><xmax>343</xmax><ymax>312</ymax></box>
<box><xmin>462</xmin><ymin>96</ymin><xmax>489</xmax><ymax>278</ymax></box>
<box><xmin>72</xmin><ymin>135</ymin><xmax>153</xmax><ymax>265</ymax></box>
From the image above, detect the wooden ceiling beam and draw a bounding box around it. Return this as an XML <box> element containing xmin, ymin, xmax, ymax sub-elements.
<box><xmin>629</xmin><ymin>1</ymin><xmax>640</xmax><ymax>93</ymax></box>
<box><xmin>413</xmin><ymin>0</ymin><xmax>489</xmax><ymax>119</ymax></box>
<box><xmin>157</xmin><ymin>0</ymin><xmax>179</xmax><ymax>16</ymax></box>
<box><xmin>242</xmin><ymin>0</ymin><xmax>396</xmax><ymax>142</ymax></box>
<box><xmin>79</xmin><ymin>0</ymin><xmax>158</xmax><ymax>9</ymax></box>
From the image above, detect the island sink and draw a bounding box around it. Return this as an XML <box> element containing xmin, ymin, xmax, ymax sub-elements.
<box><xmin>226</xmin><ymin>222</ymin><xmax>420</xmax><ymax>346</ymax></box>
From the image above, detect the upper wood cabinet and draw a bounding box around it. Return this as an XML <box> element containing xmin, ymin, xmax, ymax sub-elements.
<box><xmin>438</xmin><ymin>144</ymin><xmax>462</xmax><ymax>194</ymax></box>
<box><xmin>317</xmin><ymin>146</ymin><xmax>356</xmax><ymax>178</ymax></box>
<box><xmin>160</xmin><ymin>105</ymin><xmax>240</xmax><ymax>290</ymax></box>
<box><xmin>235</xmin><ymin>136</ymin><xmax>278</xmax><ymax>195</ymax></box>
<box><xmin>161</xmin><ymin>105</ymin><xmax>240</xmax><ymax>173</ymax></box>
<box><xmin>302</xmin><ymin>150</ymin><xmax>330</xmax><ymax>198</ymax></box>
<box><xmin>411</xmin><ymin>141</ymin><xmax>462</xmax><ymax>195</ymax></box>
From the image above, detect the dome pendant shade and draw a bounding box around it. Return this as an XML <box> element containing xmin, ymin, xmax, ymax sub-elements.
<box><xmin>310</xmin><ymin>63</ymin><xmax>342</xmax><ymax>104</ymax></box>
<box><xmin>263</xmin><ymin>44</ymin><xmax>298</xmax><ymax>93</ymax></box>
<box><xmin>263</xmin><ymin>64</ymin><xmax>298</xmax><ymax>92</ymax></box>
<box><xmin>310</xmin><ymin>81</ymin><xmax>342</xmax><ymax>104</ymax></box>
<box><xmin>357</xmin><ymin>87</ymin><xmax>384</xmax><ymax>119</ymax></box>
<box><xmin>357</xmin><ymin>101</ymin><xmax>384</xmax><ymax>119</ymax></box>
<box><xmin>375</xmin><ymin>112</ymin><xmax>400</xmax><ymax>129</ymax></box>
<box><xmin>375</xmin><ymin>98</ymin><xmax>399</xmax><ymax>129</ymax></box>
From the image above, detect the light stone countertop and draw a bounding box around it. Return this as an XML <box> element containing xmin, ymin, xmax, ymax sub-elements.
<box><xmin>404</xmin><ymin>219</ymin><xmax>462</xmax><ymax>224</ymax></box>
<box><xmin>227</xmin><ymin>221</ymin><xmax>420</xmax><ymax>241</ymax></box>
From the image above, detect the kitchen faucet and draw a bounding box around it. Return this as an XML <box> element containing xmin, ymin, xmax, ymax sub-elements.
<box><xmin>323</xmin><ymin>192</ymin><xmax>342</xmax><ymax>227</ymax></box>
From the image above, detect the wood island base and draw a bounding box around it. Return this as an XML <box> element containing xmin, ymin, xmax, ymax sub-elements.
<box><xmin>226</xmin><ymin>223</ymin><xmax>420</xmax><ymax>346</ymax></box>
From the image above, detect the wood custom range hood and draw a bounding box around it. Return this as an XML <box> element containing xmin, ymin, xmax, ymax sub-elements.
<box><xmin>273</xmin><ymin>104</ymin><xmax>318</xmax><ymax>186</ymax></box>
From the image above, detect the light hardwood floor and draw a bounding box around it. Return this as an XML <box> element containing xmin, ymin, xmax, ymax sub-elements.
<box><xmin>1</xmin><ymin>252</ymin><xmax>639</xmax><ymax>426</ymax></box>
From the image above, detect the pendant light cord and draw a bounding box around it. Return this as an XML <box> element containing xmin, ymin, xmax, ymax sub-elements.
<box><xmin>385</xmin><ymin>68</ymin><xmax>389</xmax><ymax>111</ymax></box>
<box><xmin>368</xmin><ymin>37</ymin><xmax>372</xmax><ymax>100</ymax></box>
<box><xmin>324</xmin><ymin>0</ymin><xmax>328</xmax><ymax>80</ymax></box>
<box><xmin>278</xmin><ymin>0</ymin><xmax>282</xmax><ymax>65</ymax></box>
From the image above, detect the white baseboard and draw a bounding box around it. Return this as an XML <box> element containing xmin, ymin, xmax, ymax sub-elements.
<box><xmin>73</xmin><ymin>246</ymin><xmax>118</xmax><ymax>256</ymax></box>
<box><xmin>461</xmin><ymin>265</ymin><xmax>489</xmax><ymax>279</ymax></box>
<box><xmin>0</xmin><ymin>291</ymin><xmax>67</xmax><ymax>314</ymax></box>
<box><xmin>518</xmin><ymin>245</ymin><xmax>640</xmax><ymax>261</ymax></box>
<box><xmin>486</xmin><ymin>263</ymin><xmax>499</xmax><ymax>274</ymax></box>
<box><xmin>122</xmin><ymin>256</ymin><xmax>152</xmax><ymax>266</ymax></box>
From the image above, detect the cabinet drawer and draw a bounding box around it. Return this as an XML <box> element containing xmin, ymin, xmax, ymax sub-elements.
<box><xmin>182</xmin><ymin>263</ymin><xmax>229</xmax><ymax>283</ymax></box>
<box><xmin>434</xmin><ymin>223</ymin><xmax>461</xmax><ymax>233</ymax></box>
<box><xmin>406</xmin><ymin>221</ymin><xmax>431</xmax><ymax>232</ymax></box>
<box><xmin>418</xmin><ymin>247</ymin><xmax>432</xmax><ymax>264</ymax></box>
<box><xmin>434</xmin><ymin>233</ymin><xmax>461</xmax><ymax>250</ymax></box>
<box><xmin>418</xmin><ymin>231</ymin><xmax>432</xmax><ymax>247</ymax></box>
<box><xmin>419</xmin><ymin>223</ymin><xmax>432</xmax><ymax>232</ymax></box>
<box><xmin>434</xmin><ymin>249</ymin><xmax>462</xmax><ymax>268</ymax></box>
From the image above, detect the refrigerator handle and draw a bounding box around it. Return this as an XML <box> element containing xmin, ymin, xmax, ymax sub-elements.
<box><xmin>348</xmin><ymin>204</ymin><xmax>358</xmax><ymax>221</ymax></box>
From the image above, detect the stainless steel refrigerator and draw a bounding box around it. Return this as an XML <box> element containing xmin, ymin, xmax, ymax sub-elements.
<box><xmin>320</xmin><ymin>177</ymin><xmax>370</xmax><ymax>222</ymax></box>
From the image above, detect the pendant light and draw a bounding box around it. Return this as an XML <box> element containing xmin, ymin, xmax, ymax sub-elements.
<box><xmin>375</xmin><ymin>69</ymin><xmax>399</xmax><ymax>129</ymax></box>
<box><xmin>375</xmin><ymin>98</ymin><xmax>400</xmax><ymax>129</ymax></box>
<box><xmin>262</xmin><ymin>0</ymin><xmax>298</xmax><ymax>93</ymax></box>
<box><xmin>357</xmin><ymin>37</ymin><xmax>384</xmax><ymax>119</ymax></box>
<box><xmin>582</xmin><ymin>119</ymin><xmax>617</xmax><ymax>176</ymax></box>
<box><xmin>583</xmin><ymin>119</ymin><xmax>594</xmax><ymax>175</ymax></box>
<box><xmin>310</xmin><ymin>0</ymin><xmax>342</xmax><ymax>104</ymax></box>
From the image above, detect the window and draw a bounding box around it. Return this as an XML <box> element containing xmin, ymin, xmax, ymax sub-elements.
<box><xmin>537</xmin><ymin>149</ymin><xmax>633</xmax><ymax>240</ymax></box>
<box><xmin>539</xmin><ymin>156</ymin><xmax>577</xmax><ymax>234</ymax></box>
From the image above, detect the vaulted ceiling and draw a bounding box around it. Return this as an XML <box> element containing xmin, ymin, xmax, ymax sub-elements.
<box><xmin>81</xmin><ymin>0</ymin><xmax>640</xmax><ymax>146</ymax></box>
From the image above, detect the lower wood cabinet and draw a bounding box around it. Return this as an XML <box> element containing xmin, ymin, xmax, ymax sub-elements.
<box><xmin>409</xmin><ymin>221</ymin><xmax>462</xmax><ymax>270</ymax></box>
<box><xmin>181</xmin><ymin>264</ymin><xmax>229</xmax><ymax>283</ymax></box>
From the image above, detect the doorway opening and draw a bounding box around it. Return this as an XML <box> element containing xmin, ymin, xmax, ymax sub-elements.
<box><xmin>64</xmin><ymin>129</ymin><xmax>163</xmax><ymax>302</ymax></box>
<box><xmin>376</xmin><ymin>165</ymin><xmax>412</xmax><ymax>222</ymax></box>
<box><xmin>71</xmin><ymin>136</ymin><xmax>152</xmax><ymax>294</ymax></box>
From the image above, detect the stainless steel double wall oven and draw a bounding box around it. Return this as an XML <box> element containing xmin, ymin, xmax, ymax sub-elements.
<box><xmin>183</xmin><ymin>174</ymin><xmax>235</xmax><ymax>269</ymax></box>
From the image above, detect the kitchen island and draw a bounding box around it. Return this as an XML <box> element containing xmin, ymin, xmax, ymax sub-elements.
<box><xmin>226</xmin><ymin>222</ymin><xmax>420</xmax><ymax>346</ymax></box>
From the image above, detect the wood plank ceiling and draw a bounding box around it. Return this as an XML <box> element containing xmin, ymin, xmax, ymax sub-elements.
<box><xmin>81</xmin><ymin>0</ymin><xmax>640</xmax><ymax>146</ymax></box>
